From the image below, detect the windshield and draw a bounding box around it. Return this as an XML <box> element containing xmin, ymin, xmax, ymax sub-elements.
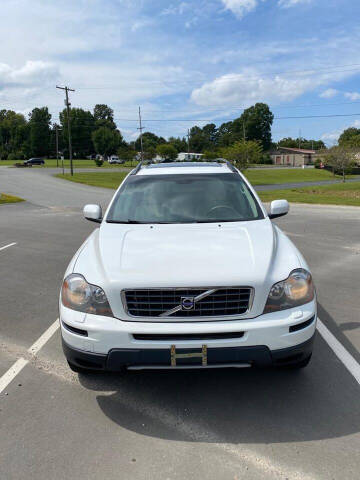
<box><xmin>106</xmin><ymin>173</ymin><xmax>264</xmax><ymax>224</ymax></box>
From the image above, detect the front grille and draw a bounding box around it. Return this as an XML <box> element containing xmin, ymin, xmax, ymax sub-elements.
<box><xmin>123</xmin><ymin>288</ymin><xmax>253</xmax><ymax>318</ymax></box>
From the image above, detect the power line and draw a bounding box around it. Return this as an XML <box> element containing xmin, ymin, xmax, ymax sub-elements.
<box><xmin>23</xmin><ymin>111</ymin><xmax>360</xmax><ymax>125</ymax></box>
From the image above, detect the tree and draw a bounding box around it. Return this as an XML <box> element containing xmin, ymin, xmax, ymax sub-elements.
<box><xmin>59</xmin><ymin>108</ymin><xmax>95</xmax><ymax>158</ymax></box>
<box><xmin>203</xmin><ymin>150</ymin><xmax>218</xmax><ymax>160</ymax></box>
<box><xmin>28</xmin><ymin>107</ymin><xmax>51</xmax><ymax>157</ymax></box>
<box><xmin>277</xmin><ymin>137</ymin><xmax>325</xmax><ymax>150</ymax></box>
<box><xmin>135</xmin><ymin>132</ymin><xmax>166</xmax><ymax>151</ymax></box>
<box><xmin>168</xmin><ymin>136</ymin><xmax>187</xmax><ymax>152</ymax></box>
<box><xmin>321</xmin><ymin>146</ymin><xmax>355</xmax><ymax>182</ymax></box>
<box><xmin>143</xmin><ymin>146</ymin><xmax>157</xmax><ymax>161</ymax></box>
<box><xmin>93</xmin><ymin>104</ymin><xmax>117</xmax><ymax>130</ymax></box>
<box><xmin>156</xmin><ymin>143</ymin><xmax>178</xmax><ymax>161</ymax></box>
<box><xmin>92</xmin><ymin>127</ymin><xmax>123</xmax><ymax>159</ymax></box>
<box><xmin>338</xmin><ymin>127</ymin><xmax>360</xmax><ymax>148</ymax></box>
<box><xmin>239</xmin><ymin>103</ymin><xmax>274</xmax><ymax>151</ymax></box>
<box><xmin>0</xmin><ymin>110</ymin><xmax>29</xmax><ymax>159</ymax></box>
<box><xmin>117</xmin><ymin>146</ymin><xmax>136</xmax><ymax>164</ymax></box>
<box><xmin>221</xmin><ymin>140</ymin><xmax>263</xmax><ymax>171</ymax></box>
<box><xmin>277</xmin><ymin>137</ymin><xmax>298</xmax><ymax>148</ymax></box>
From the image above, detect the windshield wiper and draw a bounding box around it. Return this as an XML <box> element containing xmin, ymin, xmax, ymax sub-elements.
<box><xmin>107</xmin><ymin>219</ymin><xmax>145</xmax><ymax>224</ymax></box>
<box><xmin>194</xmin><ymin>219</ymin><xmax>243</xmax><ymax>223</ymax></box>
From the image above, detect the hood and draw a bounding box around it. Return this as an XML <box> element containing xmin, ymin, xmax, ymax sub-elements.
<box><xmin>74</xmin><ymin>220</ymin><xmax>302</xmax><ymax>318</ymax></box>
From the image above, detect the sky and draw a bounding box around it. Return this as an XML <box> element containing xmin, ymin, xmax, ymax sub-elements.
<box><xmin>1</xmin><ymin>0</ymin><xmax>360</xmax><ymax>144</ymax></box>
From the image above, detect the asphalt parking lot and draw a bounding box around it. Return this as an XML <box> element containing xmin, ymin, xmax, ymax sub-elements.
<box><xmin>1</xmin><ymin>167</ymin><xmax>360</xmax><ymax>479</ymax></box>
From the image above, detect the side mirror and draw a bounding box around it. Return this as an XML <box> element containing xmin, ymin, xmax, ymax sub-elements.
<box><xmin>269</xmin><ymin>199</ymin><xmax>289</xmax><ymax>219</ymax></box>
<box><xmin>83</xmin><ymin>204</ymin><xmax>102</xmax><ymax>223</ymax></box>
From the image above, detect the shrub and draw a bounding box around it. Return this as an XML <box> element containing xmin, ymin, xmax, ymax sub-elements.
<box><xmin>94</xmin><ymin>158</ymin><xmax>104</xmax><ymax>167</ymax></box>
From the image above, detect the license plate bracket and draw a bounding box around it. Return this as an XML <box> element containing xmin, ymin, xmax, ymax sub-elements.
<box><xmin>170</xmin><ymin>344</ymin><xmax>207</xmax><ymax>367</ymax></box>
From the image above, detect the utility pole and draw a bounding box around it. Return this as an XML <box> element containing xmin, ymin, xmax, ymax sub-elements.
<box><xmin>187</xmin><ymin>129</ymin><xmax>190</xmax><ymax>154</ymax></box>
<box><xmin>243</xmin><ymin>122</ymin><xmax>246</xmax><ymax>141</ymax></box>
<box><xmin>56</xmin><ymin>85</ymin><xmax>75</xmax><ymax>176</ymax></box>
<box><xmin>138</xmin><ymin>106</ymin><xmax>144</xmax><ymax>162</ymax></box>
<box><xmin>298</xmin><ymin>129</ymin><xmax>302</xmax><ymax>149</ymax></box>
<box><xmin>55</xmin><ymin>124</ymin><xmax>59</xmax><ymax>168</ymax></box>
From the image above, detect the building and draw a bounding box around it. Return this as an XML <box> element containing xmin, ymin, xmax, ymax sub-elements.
<box><xmin>177</xmin><ymin>152</ymin><xmax>204</xmax><ymax>161</ymax></box>
<box><xmin>270</xmin><ymin>147</ymin><xmax>316</xmax><ymax>167</ymax></box>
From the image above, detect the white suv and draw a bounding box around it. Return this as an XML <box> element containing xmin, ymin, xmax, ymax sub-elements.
<box><xmin>60</xmin><ymin>161</ymin><xmax>316</xmax><ymax>373</ymax></box>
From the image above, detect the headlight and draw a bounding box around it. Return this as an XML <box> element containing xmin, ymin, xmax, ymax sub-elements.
<box><xmin>263</xmin><ymin>269</ymin><xmax>315</xmax><ymax>314</ymax></box>
<box><xmin>61</xmin><ymin>274</ymin><xmax>113</xmax><ymax>317</ymax></box>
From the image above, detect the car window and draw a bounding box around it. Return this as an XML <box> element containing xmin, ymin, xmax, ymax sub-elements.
<box><xmin>106</xmin><ymin>173</ymin><xmax>264</xmax><ymax>224</ymax></box>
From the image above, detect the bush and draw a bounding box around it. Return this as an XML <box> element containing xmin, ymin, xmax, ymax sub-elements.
<box><xmin>94</xmin><ymin>158</ymin><xmax>104</xmax><ymax>167</ymax></box>
<box><xmin>7</xmin><ymin>153</ymin><xmax>19</xmax><ymax>161</ymax></box>
<box><xmin>314</xmin><ymin>158</ymin><xmax>322</xmax><ymax>169</ymax></box>
<box><xmin>261</xmin><ymin>153</ymin><xmax>272</xmax><ymax>165</ymax></box>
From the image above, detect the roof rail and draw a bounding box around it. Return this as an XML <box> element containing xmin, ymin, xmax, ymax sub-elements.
<box><xmin>130</xmin><ymin>161</ymin><xmax>143</xmax><ymax>175</ymax></box>
<box><xmin>225</xmin><ymin>160</ymin><xmax>238</xmax><ymax>173</ymax></box>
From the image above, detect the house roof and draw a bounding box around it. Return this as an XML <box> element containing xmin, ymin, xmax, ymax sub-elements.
<box><xmin>278</xmin><ymin>147</ymin><xmax>316</xmax><ymax>154</ymax></box>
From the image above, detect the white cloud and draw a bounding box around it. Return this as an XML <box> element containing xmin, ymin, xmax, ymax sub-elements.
<box><xmin>161</xmin><ymin>2</ymin><xmax>190</xmax><ymax>15</ymax></box>
<box><xmin>0</xmin><ymin>60</ymin><xmax>59</xmax><ymax>87</ymax></box>
<box><xmin>320</xmin><ymin>88</ymin><xmax>339</xmax><ymax>98</ymax></box>
<box><xmin>278</xmin><ymin>0</ymin><xmax>312</xmax><ymax>8</ymax></box>
<box><xmin>221</xmin><ymin>0</ymin><xmax>258</xmax><ymax>19</ymax></box>
<box><xmin>191</xmin><ymin>69</ymin><xmax>328</xmax><ymax>107</ymax></box>
<box><xmin>344</xmin><ymin>91</ymin><xmax>360</xmax><ymax>101</ymax></box>
<box><xmin>131</xmin><ymin>18</ymin><xmax>154</xmax><ymax>32</ymax></box>
<box><xmin>321</xmin><ymin>120</ymin><xmax>360</xmax><ymax>145</ymax></box>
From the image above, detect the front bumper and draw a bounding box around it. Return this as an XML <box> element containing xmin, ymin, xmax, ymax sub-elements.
<box><xmin>62</xmin><ymin>334</ymin><xmax>315</xmax><ymax>371</ymax></box>
<box><xmin>60</xmin><ymin>300</ymin><xmax>317</xmax><ymax>371</ymax></box>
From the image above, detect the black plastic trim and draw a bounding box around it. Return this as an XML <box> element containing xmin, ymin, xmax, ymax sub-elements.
<box><xmin>61</xmin><ymin>321</ymin><xmax>88</xmax><ymax>337</ymax></box>
<box><xmin>289</xmin><ymin>315</ymin><xmax>315</xmax><ymax>333</ymax></box>
<box><xmin>132</xmin><ymin>332</ymin><xmax>245</xmax><ymax>341</ymax></box>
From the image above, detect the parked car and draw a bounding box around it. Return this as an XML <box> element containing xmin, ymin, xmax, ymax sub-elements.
<box><xmin>24</xmin><ymin>158</ymin><xmax>45</xmax><ymax>166</ymax></box>
<box><xmin>108</xmin><ymin>155</ymin><xmax>124</xmax><ymax>164</ymax></box>
<box><xmin>60</xmin><ymin>161</ymin><xmax>316</xmax><ymax>373</ymax></box>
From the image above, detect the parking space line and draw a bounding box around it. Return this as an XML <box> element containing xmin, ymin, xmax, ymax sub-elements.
<box><xmin>317</xmin><ymin>318</ymin><xmax>360</xmax><ymax>385</ymax></box>
<box><xmin>28</xmin><ymin>319</ymin><xmax>60</xmax><ymax>355</ymax></box>
<box><xmin>0</xmin><ymin>319</ymin><xmax>59</xmax><ymax>394</ymax></box>
<box><xmin>0</xmin><ymin>242</ymin><xmax>17</xmax><ymax>252</ymax></box>
<box><xmin>0</xmin><ymin>358</ymin><xmax>29</xmax><ymax>394</ymax></box>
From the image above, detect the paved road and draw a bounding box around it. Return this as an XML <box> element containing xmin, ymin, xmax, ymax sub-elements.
<box><xmin>0</xmin><ymin>169</ymin><xmax>360</xmax><ymax>479</ymax></box>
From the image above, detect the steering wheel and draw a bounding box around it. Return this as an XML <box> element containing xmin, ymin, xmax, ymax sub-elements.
<box><xmin>206</xmin><ymin>205</ymin><xmax>239</xmax><ymax>219</ymax></box>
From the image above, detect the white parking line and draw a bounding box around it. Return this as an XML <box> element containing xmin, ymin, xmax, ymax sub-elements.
<box><xmin>28</xmin><ymin>319</ymin><xmax>60</xmax><ymax>355</ymax></box>
<box><xmin>0</xmin><ymin>358</ymin><xmax>28</xmax><ymax>393</ymax></box>
<box><xmin>0</xmin><ymin>319</ymin><xmax>59</xmax><ymax>394</ymax></box>
<box><xmin>0</xmin><ymin>242</ymin><xmax>17</xmax><ymax>252</ymax></box>
<box><xmin>317</xmin><ymin>319</ymin><xmax>360</xmax><ymax>385</ymax></box>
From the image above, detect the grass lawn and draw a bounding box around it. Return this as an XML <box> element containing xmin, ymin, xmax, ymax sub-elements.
<box><xmin>244</xmin><ymin>168</ymin><xmax>351</xmax><ymax>185</ymax></box>
<box><xmin>0</xmin><ymin>158</ymin><xmax>136</xmax><ymax>169</ymax></box>
<box><xmin>258</xmin><ymin>182</ymin><xmax>360</xmax><ymax>207</ymax></box>
<box><xmin>55</xmin><ymin>171</ymin><xmax>130</xmax><ymax>189</ymax></box>
<box><xmin>0</xmin><ymin>193</ymin><xmax>24</xmax><ymax>204</ymax></box>
<box><xmin>56</xmin><ymin>171</ymin><xmax>360</xmax><ymax>207</ymax></box>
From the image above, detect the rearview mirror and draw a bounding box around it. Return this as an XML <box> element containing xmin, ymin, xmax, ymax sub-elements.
<box><xmin>83</xmin><ymin>204</ymin><xmax>102</xmax><ymax>223</ymax></box>
<box><xmin>268</xmin><ymin>200</ymin><xmax>289</xmax><ymax>219</ymax></box>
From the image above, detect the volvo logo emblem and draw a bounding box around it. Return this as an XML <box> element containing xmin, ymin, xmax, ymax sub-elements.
<box><xmin>181</xmin><ymin>296</ymin><xmax>195</xmax><ymax>311</ymax></box>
